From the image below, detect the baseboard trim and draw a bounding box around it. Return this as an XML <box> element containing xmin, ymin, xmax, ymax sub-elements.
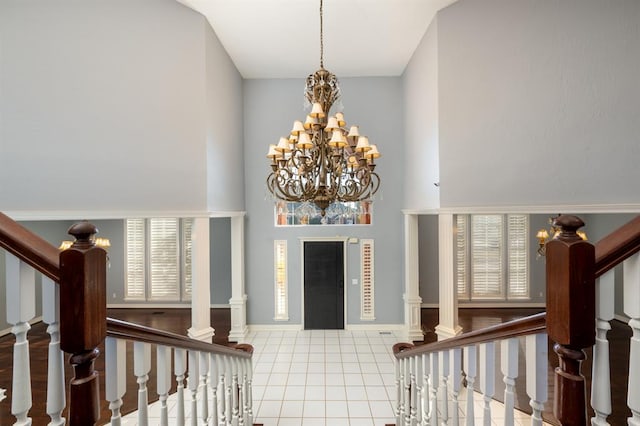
<box><xmin>0</xmin><ymin>316</ymin><xmax>43</xmax><ymax>337</ymax></box>
<box><xmin>345</xmin><ymin>324</ymin><xmax>404</xmax><ymax>332</ymax></box>
<box><xmin>248</xmin><ymin>324</ymin><xmax>304</xmax><ymax>332</ymax></box>
<box><xmin>421</xmin><ymin>302</ymin><xmax>546</xmax><ymax>309</ymax></box>
<box><xmin>107</xmin><ymin>303</ymin><xmax>230</xmax><ymax>309</ymax></box>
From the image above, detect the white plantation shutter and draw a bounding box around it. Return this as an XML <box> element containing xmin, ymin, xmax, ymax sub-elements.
<box><xmin>149</xmin><ymin>218</ymin><xmax>180</xmax><ymax>299</ymax></box>
<box><xmin>457</xmin><ymin>214</ymin><xmax>530</xmax><ymax>301</ymax></box>
<box><xmin>125</xmin><ymin>219</ymin><xmax>146</xmax><ymax>299</ymax></box>
<box><xmin>507</xmin><ymin>214</ymin><xmax>529</xmax><ymax>298</ymax></box>
<box><xmin>182</xmin><ymin>218</ymin><xmax>193</xmax><ymax>299</ymax></box>
<box><xmin>456</xmin><ymin>215</ymin><xmax>469</xmax><ymax>298</ymax></box>
<box><xmin>274</xmin><ymin>240</ymin><xmax>288</xmax><ymax>320</ymax></box>
<box><xmin>471</xmin><ymin>215</ymin><xmax>504</xmax><ymax>298</ymax></box>
<box><xmin>360</xmin><ymin>239</ymin><xmax>375</xmax><ymax>320</ymax></box>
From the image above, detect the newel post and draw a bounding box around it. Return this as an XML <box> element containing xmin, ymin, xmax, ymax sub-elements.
<box><xmin>59</xmin><ymin>221</ymin><xmax>107</xmax><ymax>425</ymax></box>
<box><xmin>546</xmin><ymin>215</ymin><xmax>595</xmax><ymax>425</ymax></box>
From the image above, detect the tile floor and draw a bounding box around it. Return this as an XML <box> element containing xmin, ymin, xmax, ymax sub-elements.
<box><xmin>121</xmin><ymin>329</ymin><xmax>553</xmax><ymax>425</ymax></box>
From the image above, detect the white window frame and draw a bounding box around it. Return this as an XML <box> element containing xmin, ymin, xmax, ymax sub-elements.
<box><xmin>125</xmin><ymin>218</ymin><xmax>193</xmax><ymax>302</ymax></box>
<box><xmin>456</xmin><ymin>214</ymin><xmax>530</xmax><ymax>301</ymax></box>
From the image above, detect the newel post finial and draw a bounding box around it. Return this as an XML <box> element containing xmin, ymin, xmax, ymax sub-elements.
<box><xmin>59</xmin><ymin>220</ymin><xmax>107</xmax><ymax>425</ymax></box>
<box><xmin>546</xmin><ymin>214</ymin><xmax>595</xmax><ymax>425</ymax></box>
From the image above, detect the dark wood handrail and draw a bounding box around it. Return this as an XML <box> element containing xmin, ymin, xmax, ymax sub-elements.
<box><xmin>594</xmin><ymin>215</ymin><xmax>640</xmax><ymax>278</ymax></box>
<box><xmin>394</xmin><ymin>312</ymin><xmax>546</xmax><ymax>359</ymax></box>
<box><xmin>0</xmin><ymin>212</ymin><xmax>60</xmax><ymax>282</ymax></box>
<box><xmin>106</xmin><ymin>318</ymin><xmax>253</xmax><ymax>358</ymax></box>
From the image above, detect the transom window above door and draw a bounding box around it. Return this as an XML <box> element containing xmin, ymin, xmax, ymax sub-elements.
<box><xmin>274</xmin><ymin>200</ymin><xmax>372</xmax><ymax>226</ymax></box>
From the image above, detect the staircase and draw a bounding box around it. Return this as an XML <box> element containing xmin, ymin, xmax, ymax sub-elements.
<box><xmin>1</xmin><ymin>212</ymin><xmax>640</xmax><ymax>425</ymax></box>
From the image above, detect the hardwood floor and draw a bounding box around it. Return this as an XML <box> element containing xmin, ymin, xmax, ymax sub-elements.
<box><xmin>0</xmin><ymin>308</ymin><xmax>631</xmax><ymax>425</ymax></box>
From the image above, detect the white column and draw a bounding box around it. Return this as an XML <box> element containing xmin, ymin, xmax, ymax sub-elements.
<box><xmin>229</xmin><ymin>214</ymin><xmax>248</xmax><ymax>342</ymax></box>
<box><xmin>188</xmin><ymin>216</ymin><xmax>215</xmax><ymax>343</ymax></box>
<box><xmin>403</xmin><ymin>213</ymin><xmax>423</xmax><ymax>342</ymax></box>
<box><xmin>435</xmin><ymin>214</ymin><xmax>462</xmax><ymax>340</ymax></box>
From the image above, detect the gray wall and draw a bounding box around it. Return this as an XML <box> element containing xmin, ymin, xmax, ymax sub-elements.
<box><xmin>0</xmin><ymin>0</ymin><xmax>244</xmax><ymax>215</ymax></box>
<box><xmin>205</xmin><ymin>24</ymin><xmax>246</xmax><ymax>212</ymax></box>
<box><xmin>436</xmin><ymin>0</ymin><xmax>640</xmax><ymax>208</ymax></box>
<box><xmin>243</xmin><ymin>77</ymin><xmax>405</xmax><ymax>326</ymax></box>
<box><xmin>402</xmin><ymin>0</ymin><xmax>640</xmax><ymax>210</ymax></box>
<box><xmin>403</xmin><ymin>17</ymin><xmax>441</xmax><ymax>210</ymax></box>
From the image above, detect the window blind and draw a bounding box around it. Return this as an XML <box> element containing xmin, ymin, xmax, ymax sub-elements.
<box><xmin>456</xmin><ymin>215</ymin><xmax>468</xmax><ymax>298</ymax></box>
<box><xmin>274</xmin><ymin>240</ymin><xmax>288</xmax><ymax>320</ymax></box>
<box><xmin>125</xmin><ymin>219</ymin><xmax>146</xmax><ymax>299</ymax></box>
<box><xmin>507</xmin><ymin>214</ymin><xmax>528</xmax><ymax>298</ymax></box>
<box><xmin>182</xmin><ymin>218</ymin><xmax>193</xmax><ymax>299</ymax></box>
<box><xmin>149</xmin><ymin>218</ymin><xmax>180</xmax><ymax>299</ymax></box>
<box><xmin>471</xmin><ymin>214</ymin><xmax>504</xmax><ymax>298</ymax></box>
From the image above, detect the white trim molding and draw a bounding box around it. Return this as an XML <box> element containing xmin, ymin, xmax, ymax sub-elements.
<box><xmin>4</xmin><ymin>210</ymin><xmax>247</xmax><ymax>221</ymax></box>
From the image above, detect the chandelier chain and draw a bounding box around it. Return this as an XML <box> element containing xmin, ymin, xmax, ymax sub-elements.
<box><xmin>320</xmin><ymin>0</ymin><xmax>324</xmax><ymax>68</ymax></box>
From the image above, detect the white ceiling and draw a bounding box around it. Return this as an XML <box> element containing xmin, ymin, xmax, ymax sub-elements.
<box><xmin>177</xmin><ymin>0</ymin><xmax>458</xmax><ymax>79</ymax></box>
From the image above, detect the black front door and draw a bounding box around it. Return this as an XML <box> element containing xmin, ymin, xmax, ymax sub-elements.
<box><xmin>304</xmin><ymin>241</ymin><xmax>344</xmax><ymax>329</ymax></box>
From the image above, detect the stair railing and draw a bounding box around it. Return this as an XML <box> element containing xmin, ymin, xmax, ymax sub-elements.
<box><xmin>0</xmin><ymin>212</ymin><xmax>254</xmax><ymax>425</ymax></box>
<box><xmin>393</xmin><ymin>214</ymin><xmax>640</xmax><ymax>426</ymax></box>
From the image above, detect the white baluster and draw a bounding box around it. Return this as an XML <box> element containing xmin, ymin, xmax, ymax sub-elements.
<box><xmin>463</xmin><ymin>346</ymin><xmax>477</xmax><ymax>426</ymax></box>
<box><xmin>156</xmin><ymin>346</ymin><xmax>171</xmax><ymax>426</ymax></box>
<box><xmin>414</xmin><ymin>355</ymin><xmax>423</xmax><ymax>425</ymax></box>
<box><xmin>403</xmin><ymin>357</ymin><xmax>411</xmax><ymax>426</ymax></box>
<box><xmin>188</xmin><ymin>350</ymin><xmax>200</xmax><ymax>426</ymax></box>
<box><xmin>134</xmin><ymin>341</ymin><xmax>151</xmax><ymax>426</ymax></box>
<box><xmin>624</xmin><ymin>253</ymin><xmax>640</xmax><ymax>425</ymax></box>
<box><xmin>428</xmin><ymin>352</ymin><xmax>439</xmax><ymax>426</ymax></box>
<box><xmin>217</xmin><ymin>354</ymin><xmax>227</xmax><ymax>425</ymax></box>
<box><xmin>592</xmin><ymin>270</ymin><xmax>615</xmax><ymax>426</ymax></box>
<box><xmin>395</xmin><ymin>357</ymin><xmax>404</xmax><ymax>425</ymax></box>
<box><xmin>449</xmin><ymin>348</ymin><xmax>461</xmax><ymax>426</ymax></box>
<box><xmin>174</xmin><ymin>348</ymin><xmax>187</xmax><ymax>425</ymax></box>
<box><xmin>232</xmin><ymin>357</ymin><xmax>240</xmax><ymax>426</ymax></box>
<box><xmin>245</xmin><ymin>357</ymin><xmax>254</xmax><ymax>426</ymax></box>
<box><xmin>501</xmin><ymin>338</ymin><xmax>519</xmax><ymax>426</ymax></box>
<box><xmin>105</xmin><ymin>337</ymin><xmax>126</xmax><ymax>425</ymax></box>
<box><xmin>6</xmin><ymin>255</ymin><xmax>35</xmax><ymax>426</ymax></box>
<box><xmin>439</xmin><ymin>350</ymin><xmax>450</xmax><ymax>423</ymax></box>
<box><xmin>199</xmin><ymin>351</ymin><xmax>209</xmax><ymax>424</ymax></box>
<box><xmin>224</xmin><ymin>356</ymin><xmax>233</xmax><ymax>425</ymax></box>
<box><xmin>42</xmin><ymin>276</ymin><xmax>65</xmax><ymax>426</ymax></box>
<box><xmin>526</xmin><ymin>333</ymin><xmax>548</xmax><ymax>426</ymax></box>
<box><xmin>410</xmin><ymin>356</ymin><xmax>418</xmax><ymax>425</ymax></box>
<box><xmin>237</xmin><ymin>357</ymin><xmax>245</xmax><ymax>426</ymax></box>
<box><xmin>209</xmin><ymin>353</ymin><xmax>219</xmax><ymax>426</ymax></box>
<box><xmin>421</xmin><ymin>353</ymin><xmax>430</xmax><ymax>424</ymax></box>
<box><xmin>479</xmin><ymin>342</ymin><xmax>495</xmax><ymax>426</ymax></box>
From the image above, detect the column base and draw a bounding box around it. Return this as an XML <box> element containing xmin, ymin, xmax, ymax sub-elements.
<box><xmin>228</xmin><ymin>295</ymin><xmax>248</xmax><ymax>342</ymax></box>
<box><xmin>403</xmin><ymin>294</ymin><xmax>424</xmax><ymax>342</ymax></box>
<box><xmin>187</xmin><ymin>326</ymin><xmax>215</xmax><ymax>343</ymax></box>
<box><xmin>435</xmin><ymin>324</ymin><xmax>463</xmax><ymax>341</ymax></box>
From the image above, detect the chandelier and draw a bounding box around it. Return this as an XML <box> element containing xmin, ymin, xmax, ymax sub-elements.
<box><xmin>266</xmin><ymin>0</ymin><xmax>381</xmax><ymax>217</ymax></box>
